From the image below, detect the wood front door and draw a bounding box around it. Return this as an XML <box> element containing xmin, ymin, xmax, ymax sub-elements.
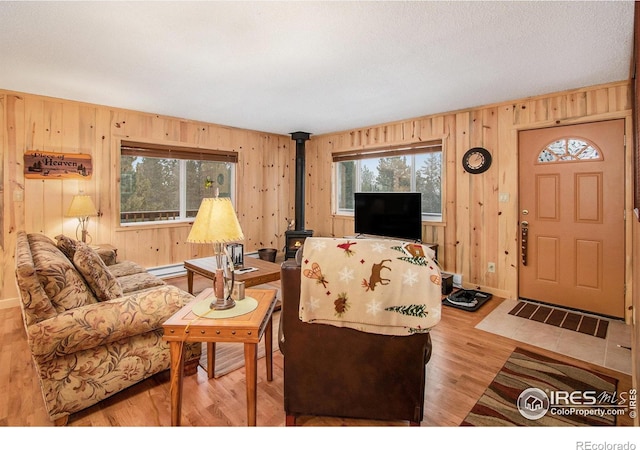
<box><xmin>518</xmin><ymin>120</ymin><xmax>625</xmax><ymax>318</ymax></box>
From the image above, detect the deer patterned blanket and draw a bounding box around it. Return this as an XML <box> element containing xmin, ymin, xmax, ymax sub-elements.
<box><xmin>299</xmin><ymin>237</ymin><xmax>442</xmax><ymax>336</ymax></box>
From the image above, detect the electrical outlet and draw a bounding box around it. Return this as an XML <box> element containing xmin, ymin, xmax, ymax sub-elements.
<box><xmin>452</xmin><ymin>273</ymin><xmax>462</xmax><ymax>286</ymax></box>
<box><xmin>487</xmin><ymin>262</ymin><xmax>496</xmax><ymax>273</ymax></box>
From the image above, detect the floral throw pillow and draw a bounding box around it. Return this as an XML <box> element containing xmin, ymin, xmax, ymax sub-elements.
<box><xmin>55</xmin><ymin>234</ymin><xmax>80</xmax><ymax>261</ymax></box>
<box><xmin>73</xmin><ymin>242</ymin><xmax>123</xmax><ymax>301</ymax></box>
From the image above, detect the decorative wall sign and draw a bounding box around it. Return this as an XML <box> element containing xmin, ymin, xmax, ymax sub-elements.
<box><xmin>24</xmin><ymin>150</ymin><xmax>92</xmax><ymax>179</ymax></box>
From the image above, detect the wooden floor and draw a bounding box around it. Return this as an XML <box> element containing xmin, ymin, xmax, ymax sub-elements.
<box><xmin>0</xmin><ymin>272</ymin><xmax>633</xmax><ymax>427</ymax></box>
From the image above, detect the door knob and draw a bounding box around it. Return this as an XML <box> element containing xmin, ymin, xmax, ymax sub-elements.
<box><xmin>522</xmin><ymin>209</ymin><xmax>529</xmax><ymax>215</ymax></box>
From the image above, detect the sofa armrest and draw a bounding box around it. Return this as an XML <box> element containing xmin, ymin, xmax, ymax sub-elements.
<box><xmin>26</xmin><ymin>285</ymin><xmax>194</xmax><ymax>362</ymax></box>
<box><xmin>279</xmin><ymin>260</ymin><xmax>301</xmax><ymax>355</ymax></box>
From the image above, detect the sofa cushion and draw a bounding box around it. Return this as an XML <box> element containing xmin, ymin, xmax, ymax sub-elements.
<box><xmin>73</xmin><ymin>243</ymin><xmax>123</xmax><ymax>302</ymax></box>
<box><xmin>30</xmin><ymin>235</ymin><xmax>98</xmax><ymax>312</ymax></box>
<box><xmin>15</xmin><ymin>232</ymin><xmax>58</xmax><ymax>325</ymax></box>
<box><xmin>30</xmin><ymin>233</ymin><xmax>56</xmax><ymax>245</ymax></box>
<box><xmin>117</xmin><ymin>272</ymin><xmax>166</xmax><ymax>294</ymax></box>
<box><xmin>107</xmin><ymin>260</ymin><xmax>146</xmax><ymax>278</ymax></box>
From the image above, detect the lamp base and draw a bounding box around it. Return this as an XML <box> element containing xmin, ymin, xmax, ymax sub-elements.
<box><xmin>209</xmin><ymin>297</ymin><xmax>236</xmax><ymax>311</ymax></box>
<box><xmin>210</xmin><ymin>267</ymin><xmax>235</xmax><ymax>310</ymax></box>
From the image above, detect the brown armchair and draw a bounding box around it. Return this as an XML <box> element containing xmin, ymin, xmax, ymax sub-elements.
<box><xmin>279</xmin><ymin>238</ymin><xmax>439</xmax><ymax>426</ymax></box>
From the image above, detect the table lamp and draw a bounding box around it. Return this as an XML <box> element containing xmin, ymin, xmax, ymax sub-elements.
<box><xmin>66</xmin><ymin>194</ymin><xmax>98</xmax><ymax>243</ymax></box>
<box><xmin>186</xmin><ymin>196</ymin><xmax>244</xmax><ymax>310</ymax></box>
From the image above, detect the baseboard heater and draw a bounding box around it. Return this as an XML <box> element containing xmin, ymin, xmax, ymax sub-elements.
<box><xmin>147</xmin><ymin>263</ymin><xmax>186</xmax><ymax>279</ymax></box>
<box><xmin>148</xmin><ymin>252</ymin><xmax>260</xmax><ymax>279</ymax></box>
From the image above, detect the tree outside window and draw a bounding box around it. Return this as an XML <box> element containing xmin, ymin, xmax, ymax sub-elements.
<box><xmin>335</xmin><ymin>145</ymin><xmax>443</xmax><ymax>221</ymax></box>
<box><xmin>120</xmin><ymin>142</ymin><xmax>236</xmax><ymax>224</ymax></box>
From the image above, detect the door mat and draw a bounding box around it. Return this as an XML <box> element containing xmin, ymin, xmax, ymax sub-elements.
<box><xmin>443</xmin><ymin>289</ymin><xmax>492</xmax><ymax>312</ymax></box>
<box><xmin>508</xmin><ymin>300</ymin><xmax>609</xmax><ymax>339</ymax></box>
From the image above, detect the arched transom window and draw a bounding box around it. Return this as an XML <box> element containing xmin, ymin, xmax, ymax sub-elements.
<box><xmin>537</xmin><ymin>138</ymin><xmax>602</xmax><ymax>163</ymax></box>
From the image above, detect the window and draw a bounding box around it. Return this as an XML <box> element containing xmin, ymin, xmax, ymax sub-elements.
<box><xmin>119</xmin><ymin>141</ymin><xmax>237</xmax><ymax>225</ymax></box>
<box><xmin>537</xmin><ymin>138</ymin><xmax>602</xmax><ymax>163</ymax></box>
<box><xmin>333</xmin><ymin>141</ymin><xmax>443</xmax><ymax>221</ymax></box>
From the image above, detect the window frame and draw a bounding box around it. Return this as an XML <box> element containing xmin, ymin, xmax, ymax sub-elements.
<box><xmin>118</xmin><ymin>140</ymin><xmax>238</xmax><ymax>227</ymax></box>
<box><xmin>332</xmin><ymin>140</ymin><xmax>444</xmax><ymax>222</ymax></box>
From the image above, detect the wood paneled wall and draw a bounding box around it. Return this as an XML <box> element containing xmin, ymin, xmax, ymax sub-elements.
<box><xmin>1</xmin><ymin>90</ymin><xmax>294</xmax><ymax>303</ymax></box>
<box><xmin>305</xmin><ymin>81</ymin><xmax>633</xmax><ymax>317</ymax></box>
<box><xmin>1</xmin><ymin>82</ymin><xmax>634</xmax><ymax>315</ymax></box>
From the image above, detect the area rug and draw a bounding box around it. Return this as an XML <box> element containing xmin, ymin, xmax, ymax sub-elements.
<box><xmin>198</xmin><ymin>311</ymin><xmax>281</xmax><ymax>378</ymax></box>
<box><xmin>509</xmin><ymin>300</ymin><xmax>609</xmax><ymax>339</ymax></box>
<box><xmin>461</xmin><ymin>347</ymin><xmax>619</xmax><ymax>426</ymax></box>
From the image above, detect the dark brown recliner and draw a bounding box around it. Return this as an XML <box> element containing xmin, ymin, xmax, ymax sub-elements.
<box><xmin>279</xmin><ymin>259</ymin><xmax>433</xmax><ymax>426</ymax></box>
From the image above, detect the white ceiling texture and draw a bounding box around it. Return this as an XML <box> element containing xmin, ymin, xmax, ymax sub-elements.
<box><xmin>0</xmin><ymin>1</ymin><xmax>635</xmax><ymax>136</ymax></box>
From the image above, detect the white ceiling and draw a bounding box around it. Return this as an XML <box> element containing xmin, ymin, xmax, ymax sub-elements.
<box><xmin>0</xmin><ymin>1</ymin><xmax>635</xmax><ymax>136</ymax></box>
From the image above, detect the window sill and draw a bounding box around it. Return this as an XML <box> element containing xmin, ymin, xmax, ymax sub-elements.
<box><xmin>115</xmin><ymin>221</ymin><xmax>193</xmax><ymax>232</ymax></box>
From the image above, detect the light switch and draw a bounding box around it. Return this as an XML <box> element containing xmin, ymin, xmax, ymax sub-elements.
<box><xmin>13</xmin><ymin>190</ymin><xmax>23</xmax><ymax>202</ymax></box>
<box><xmin>499</xmin><ymin>192</ymin><xmax>509</xmax><ymax>203</ymax></box>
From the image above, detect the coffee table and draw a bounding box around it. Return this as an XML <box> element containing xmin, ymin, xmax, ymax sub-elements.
<box><xmin>184</xmin><ymin>255</ymin><xmax>281</xmax><ymax>294</ymax></box>
<box><xmin>162</xmin><ymin>287</ymin><xmax>278</xmax><ymax>426</ymax></box>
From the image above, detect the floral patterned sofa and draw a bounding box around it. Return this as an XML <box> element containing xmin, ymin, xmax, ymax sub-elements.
<box><xmin>14</xmin><ymin>231</ymin><xmax>201</xmax><ymax>425</ymax></box>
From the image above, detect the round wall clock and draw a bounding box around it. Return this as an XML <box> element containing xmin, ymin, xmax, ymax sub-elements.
<box><xmin>462</xmin><ymin>147</ymin><xmax>492</xmax><ymax>174</ymax></box>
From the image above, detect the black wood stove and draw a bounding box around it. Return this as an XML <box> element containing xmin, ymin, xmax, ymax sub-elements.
<box><xmin>285</xmin><ymin>229</ymin><xmax>313</xmax><ymax>259</ymax></box>
<box><xmin>285</xmin><ymin>131</ymin><xmax>313</xmax><ymax>259</ymax></box>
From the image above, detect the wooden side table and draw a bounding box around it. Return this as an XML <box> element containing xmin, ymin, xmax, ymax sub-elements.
<box><xmin>162</xmin><ymin>287</ymin><xmax>277</xmax><ymax>426</ymax></box>
<box><xmin>184</xmin><ymin>256</ymin><xmax>281</xmax><ymax>294</ymax></box>
<box><xmin>93</xmin><ymin>244</ymin><xmax>118</xmax><ymax>265</ymax></box>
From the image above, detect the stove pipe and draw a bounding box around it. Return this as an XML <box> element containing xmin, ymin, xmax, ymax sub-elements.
<box><xmin>290</xmin><ymin>131</ymin><xmax>311</xmax><ymax>230</ymax></box>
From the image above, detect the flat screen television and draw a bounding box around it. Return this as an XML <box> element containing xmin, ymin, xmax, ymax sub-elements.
<box><xmin>354</xmin><ymin>192</ymin><xmax>422</xmax><ymax>242</ymax></box>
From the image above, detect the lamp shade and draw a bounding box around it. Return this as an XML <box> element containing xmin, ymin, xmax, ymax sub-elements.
<box><xmin>65</xmin><ymin>195</ymin><xmax>98</xmax><ymax>218</ymax></box>
<box><xmin>186</xmin><ymin>197</ymin><xmax>244</xmax><ymax>244</ymax></box>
